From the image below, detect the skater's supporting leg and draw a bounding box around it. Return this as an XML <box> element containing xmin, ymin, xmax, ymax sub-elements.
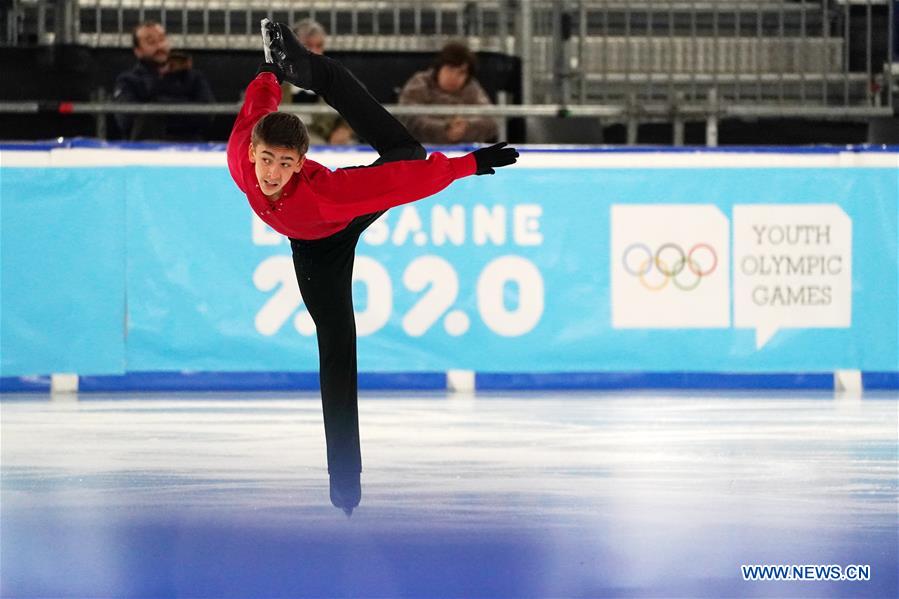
<box><xmin>286</xmin><ymin>91</ymin><xmax>428</xmax><ymax>477</ymax></box>
<box><xmin>290</xmin><ymin>231</ymin><xmax>362</xmax><ymax>477</ymax></box>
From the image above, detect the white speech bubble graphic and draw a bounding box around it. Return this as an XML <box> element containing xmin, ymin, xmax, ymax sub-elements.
<box><xmin>733</xmin><ymin>205</ymin><xmax>852</xmax><ymax>349</ymax></box>
<box><xmin>611</xmin><ymin>204</ymin><xmax>730</xmax><ymax>329</ymax></box>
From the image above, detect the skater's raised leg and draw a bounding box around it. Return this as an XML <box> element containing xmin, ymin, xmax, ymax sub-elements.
<box><xmin>264</xmin><ymin>20</ymin><xmax>424</xmax><ymax>162</ymax></box>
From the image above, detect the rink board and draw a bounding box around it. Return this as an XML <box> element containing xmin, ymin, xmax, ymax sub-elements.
<box><xmin>1</xmin><ymin>143</ymin><xmax>897</xmax><ymax>387</ymax></box>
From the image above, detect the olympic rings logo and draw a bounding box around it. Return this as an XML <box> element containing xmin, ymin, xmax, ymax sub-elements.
<box><xmin>622</xmin><ymin>242</ymin><xmax>718</xmax><ymax>291</ymax></box>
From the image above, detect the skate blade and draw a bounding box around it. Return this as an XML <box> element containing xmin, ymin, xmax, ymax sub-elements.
<box><xmin>260</xmin><ymin>18</ymin><xmax>273</xmax><ymax>63</ymax></box>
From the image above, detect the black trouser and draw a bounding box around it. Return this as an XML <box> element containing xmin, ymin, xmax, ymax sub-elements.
<box><xmin>289</xmin><ymin>54</ymin><xmax>425</xmax><ymax>476</ymax></box>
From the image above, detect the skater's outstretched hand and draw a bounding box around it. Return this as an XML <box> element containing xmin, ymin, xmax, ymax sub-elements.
<box><xmin>472</xmin><ymin>142</ymin><xmax>519</xmax><ymax>175</ymax></box>
<box><xmin>261</xmin><ymin>19</ymin><xmax>313</xmax><ymax>89</ymax></box>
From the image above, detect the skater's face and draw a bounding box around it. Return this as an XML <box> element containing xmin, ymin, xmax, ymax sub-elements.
<box><xmin>134</xmin><ymin>24</ymin><xmax>170</xmax><ymax>66</ymax></box>
<box><xmin>437</xmin><ymin>64</ymin><xmax>469</xmax><ymax>93</ymax></box>
<box><xmin>249</xmin><ymin>142</ymin><xmax>305</xmax><ymax>198</ymax></box>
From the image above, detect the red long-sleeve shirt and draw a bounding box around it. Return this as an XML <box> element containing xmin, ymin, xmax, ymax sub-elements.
<box><xmin>227</xmin><ymin>72</ymin><xmax>477</xmax><ymax>240</ymax></box>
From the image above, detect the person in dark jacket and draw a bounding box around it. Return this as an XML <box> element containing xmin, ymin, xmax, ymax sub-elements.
<box><xmin>113</xmin><ymin>21</ymin><xmax>215</xmax><ymax>141</ymax></box>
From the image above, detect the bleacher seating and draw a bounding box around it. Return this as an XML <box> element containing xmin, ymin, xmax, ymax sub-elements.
<box><xmin>0</xmin><ymin>44</ymin><xmax>521</xmax><ymax>141</ymax></box>
<box><xmin>0</xmin><ymin>0</ymin><xmax>892</xmax><ymax>143</ymax></box>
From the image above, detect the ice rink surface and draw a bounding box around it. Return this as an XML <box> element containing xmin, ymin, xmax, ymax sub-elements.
<box><xmin>1</xmin><ymin>391</ymin><xmax>897</xmax><ymax>598</ymax></box>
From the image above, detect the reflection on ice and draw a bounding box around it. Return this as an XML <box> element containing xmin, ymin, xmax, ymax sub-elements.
<box><xmin>1</xmin><ymin>392</ymin><xmax>896</xmax><ymax>597</ymax></box>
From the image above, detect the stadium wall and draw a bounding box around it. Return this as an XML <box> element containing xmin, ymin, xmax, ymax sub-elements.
<box><xmin>1</xmin><ymin>141</ymin><xmax>897</xmax><ymax>392</ymax></box>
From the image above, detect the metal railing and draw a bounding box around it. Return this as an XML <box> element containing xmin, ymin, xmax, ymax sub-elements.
<box><xmin>6</xmin><ymin>0</ymin><xmax>516</xmax><ymax>50</ymax></box>
<box><xmin>2</xmin><ymin>95</ymin><xmax>892</xmax><ymax>147</ymax></box>
<box><xmin>6</xmin><ymin>0</ymin><xmax>894</xmax><ymax>105</ymax></box>
<box><xmin>532</xmin><ymin>0</ymin><xmax>894</xmax><ymax>108</ymax></box>
<box><xmin>2</xmin><ymin>0</ymin><xmax>896</xmax><ymax>144</ymax></box>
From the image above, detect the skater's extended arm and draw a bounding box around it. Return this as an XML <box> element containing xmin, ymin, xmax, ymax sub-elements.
<box><xmin>227</xmin><ymin>71</ymin><xmax>282</xmax><ymax>192</ymax></box>
<box><xmin>296</xmin><ymin>142</ymin><xmax>518</xmax><ymax>221</ymax></box>
<box><xmin>306</xmin><ymin>152</ymin><xmax>477</xmax><ymax>220</ymax></box>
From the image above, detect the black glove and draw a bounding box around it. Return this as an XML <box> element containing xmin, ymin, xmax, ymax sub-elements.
<box><xmin>472</xmin><ymin>142</ymin><xmax>519</xmax><ymax>175</ymax></box>
<box><xmin>256</xmin><ymin>62</ymin><xmax>284</xmax><ymax>84</ymax></box>
<box><xmin>262</xmin><ymin>19</ymin><xmax>313</xmax><ymax>89</ymax></box>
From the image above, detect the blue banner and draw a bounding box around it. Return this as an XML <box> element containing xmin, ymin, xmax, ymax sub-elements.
<box><xmin>1</xmin><ymin>146</ymin><xmax>896</xmax><ymax>377</ymax></box>
<box><xmin>1</xmin><ymin>167</ymin><xmax>126</xmax><ymax>375</ymax></box>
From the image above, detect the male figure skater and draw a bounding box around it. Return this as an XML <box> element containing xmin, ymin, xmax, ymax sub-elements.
<box><xmin>227</xmin><ymin>20</ymin><xmax>518</xmax><ymax>514</ymax></box>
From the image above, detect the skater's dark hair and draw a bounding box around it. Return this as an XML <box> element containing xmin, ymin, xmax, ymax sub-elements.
<box><xmin>252</xmin><ymin>111</ymin><xmax>310</xmax><ymax>156</ymax></box>
<box><xmin>432</xmin><ymin>42</ymin><xmax>477</xmax><ymax>82</ymax></box>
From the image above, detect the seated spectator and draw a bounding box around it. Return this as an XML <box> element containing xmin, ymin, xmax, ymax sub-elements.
<box><xmin>398</xmin><ymin>42</ymin><xmax>498</xmax><ymax>144</ymax></box>
<box><xmin>113</xmin><ymin>21</ymin><xmax>215</xmax><ymax>141</ymax></box>
<box><xmin>280</xmin><ymin>18</ymin><xmax>356</xmax><ymax>145</ymax></box>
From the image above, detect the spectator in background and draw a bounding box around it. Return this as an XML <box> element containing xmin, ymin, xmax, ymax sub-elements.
<box><xmin>114</xmin><ymin>21</ymin><xmax>215</xmax><ymax>141</ymax></box>
<box><xmin>398</xmin><ymin>41</ymin><xmax>498</xmax><ymax>144</ymax></box>
<box><xmin>280</xmin><ymin>18</ymin><xmax>356</xmax><ymax>145</ymax></box>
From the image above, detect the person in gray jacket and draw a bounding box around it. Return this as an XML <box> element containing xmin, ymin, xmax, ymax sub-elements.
<box><xmin>398</xmin><ymin>42</ymin><xmax>498</xmax><ymax>144</ymax></box>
